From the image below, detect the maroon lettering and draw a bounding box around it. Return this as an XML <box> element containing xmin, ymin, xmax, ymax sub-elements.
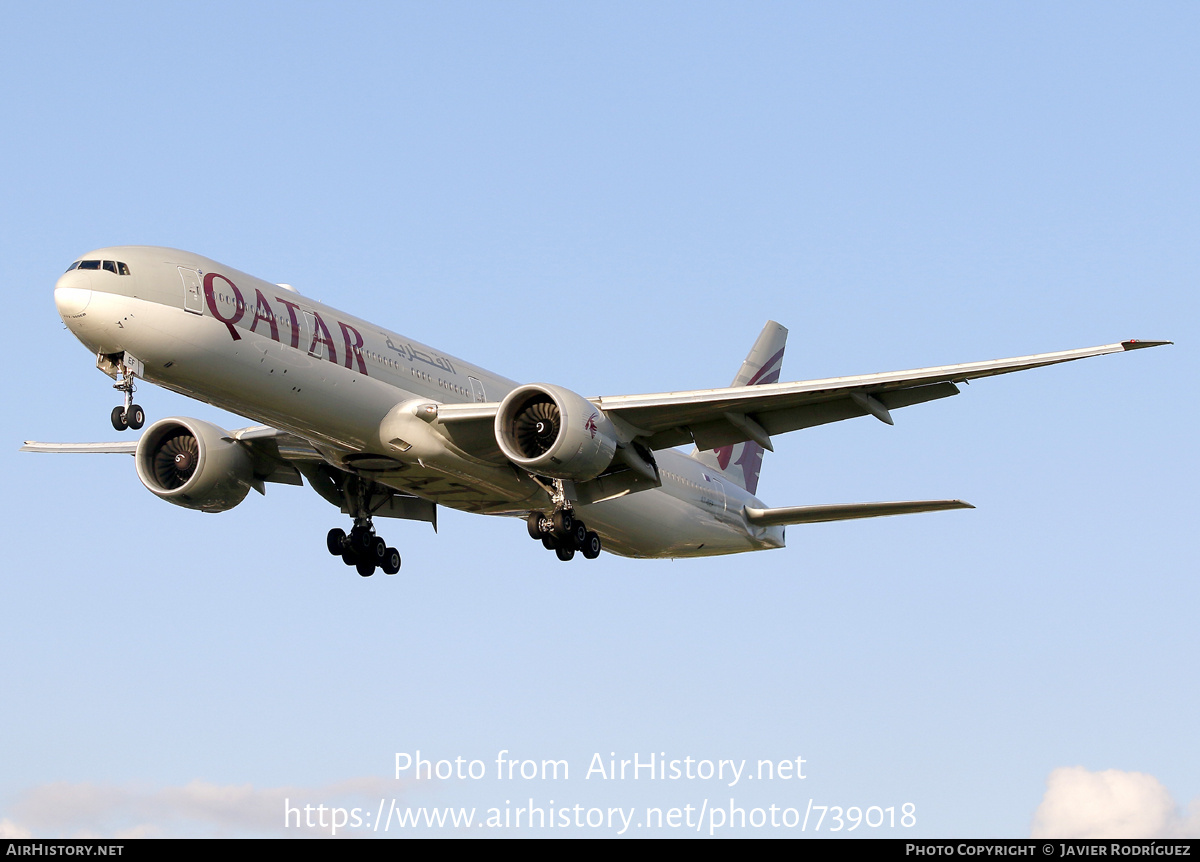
<box><xmin>308</xmin><ymin>311</ymin><xmax>338</xmax><ymax>365</ymax></box>
<box><xmin>338</xmin><ymin>321</ymin><xmax>367</xmax><ymax>376</ymax></box>
<box><xmin>249</xmin><ymin>289</ymin><xmax>280</xmax><ymax>343</ymax></box>
<box><xmin>204</xmin><ymin>273</ymin><xmax>244</xmax><ymax>341</ymax></box>
<box><xmin>275</xmin><ymin>296</ymin><xmax>303</xmax><ymax>349</ymax></box>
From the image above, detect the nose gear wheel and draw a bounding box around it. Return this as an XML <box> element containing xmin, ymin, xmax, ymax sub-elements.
<box><xmin>109</xmin><ymin>357</ymin><xmax>145</xmax><ymax>431</ymax></box>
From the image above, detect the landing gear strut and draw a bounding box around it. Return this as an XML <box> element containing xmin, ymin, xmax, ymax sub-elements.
<box><xmin>526</xmin><ymin>481</ymin><xmax>601</xmax><ymax>562</ymax></box>
<box><xmin>325</xmin><ymin>476</ymin><xmax>402</xmax><ymax>576</ymax></box>
<box><xmin>109</xmin><ymin>359</ymin><xmax>145</xmax><ymax>431</ymax></box>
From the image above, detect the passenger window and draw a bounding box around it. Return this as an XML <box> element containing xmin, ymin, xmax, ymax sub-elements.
<box><xmin>103</xmin><ymin>261</ymin><xmax>117</xmax><ymax>274</ymax></box>
<box><xmin>79</xmin><ymin>260</ymin><xmax>101</xmax><ymax>270</ymax></box>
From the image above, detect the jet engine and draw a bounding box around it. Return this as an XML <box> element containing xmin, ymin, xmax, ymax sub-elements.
<box><xmin>134</xmin><ymin>418</ymin><xmax>256</xmax><ymax>512</ymax></box>
<box><xmin>495</xmin><ymin>384</ymin><xmax>619</xmax><ymax>481</ymax></box>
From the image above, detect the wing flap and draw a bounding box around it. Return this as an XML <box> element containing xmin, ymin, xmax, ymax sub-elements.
<box><xmin>647</xmin><ymin>380</ymin><xmax>964</xmax><ymax>450</ymax></box>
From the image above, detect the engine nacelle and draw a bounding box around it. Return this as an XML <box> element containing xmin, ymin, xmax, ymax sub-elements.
<box><xmin>495</xmin><ymin>384</ymin><xmax>619</xmax><ymax>481</ymax></box>
<box><xmin>135</xmin><ymin>418</ymin><xmax>256</xmax><ymax>512</ymax></box>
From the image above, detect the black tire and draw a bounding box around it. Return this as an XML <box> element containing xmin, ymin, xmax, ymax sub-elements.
<box><xmin>581</xmin><ymin>531</ymin><xmax>601</xmax><ymax>559</ymax></box>
<box><xmin>356</xmin><ymin>558</ymin><xmax>376</xmax><ymax>577</ymax></box>
<box><xmin>110</xmin><ymin>406</ymin><xmax>128</xmax><ymax>431</ymax></box>
<box><xmin>127</xmin><ymin>405</ymin><xmax>145</xmax><ymax>430</ymax></box>
<box><xmin>552</xmin><ymin>509</ymin><xmax>574</xmax><ymax>538</ymax></box>
<box><xmin>352</xmin><ymin>527</ymin><xmax>374</xmax><ymax>552</ymax></box>
<box><xmin>327</xmin><ymin>528</ymin><xmax>347</xmax><ymax>556</ymax></box>
<box><xmin>341</xmin><ymin>548</ymin><xmax>358</xmax><ymax>566</ymax></box>
<box><xmin>555</xmin><ymin>545</ymin><xmax>575</xmax><ymax>562</ymax></box>
<box><xmin>372</xmin><ymin>536</ymin><xmax>387</xmax><ymax>561</ymax></box>
<box><xmin>381</xmin><ymin>548</ymin><xmax>401</xmax><ymax>575</ymax></box>
<box><xmin>527</xmin><ymin>512</ymin><xmax>543</xmax><ymax>540</ymax></box>
<box><xmin>541</xmin><ymin>536</ymin><xmax>559</xmax><ymax>551</ymax></box>
<box><xmin>571</xmin><ymin>520</ymin><xmax>588</xmax><ymax>549</ymax></box>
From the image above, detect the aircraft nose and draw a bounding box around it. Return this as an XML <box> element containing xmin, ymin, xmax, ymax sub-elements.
<box><xmin>55</xmin><ymin>271</ymin><xmax>93</xmax><ymax>319</ymax></box>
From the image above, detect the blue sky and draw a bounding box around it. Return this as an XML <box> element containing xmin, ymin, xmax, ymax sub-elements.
<box><xmin>1</xmin><ymin>1</ymin><xmax>1195</xmax><ymax>838</ymax></box>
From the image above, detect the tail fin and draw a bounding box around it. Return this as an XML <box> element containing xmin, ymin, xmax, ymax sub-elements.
<box><xmin>690</xmin><ymin>321</ymin><xmax>787</xmax><ymax>495</ymax></box>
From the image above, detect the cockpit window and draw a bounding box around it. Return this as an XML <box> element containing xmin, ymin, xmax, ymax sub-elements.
<box><xmin>68</xmin><ymin>259</ymin><xmax>131</xmax><ymax>274</ymax></box>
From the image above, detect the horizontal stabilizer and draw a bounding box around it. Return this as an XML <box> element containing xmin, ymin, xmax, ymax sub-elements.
<box><xmin>744</xmin><ymin>499</ymin><xmax>974</xmax><ymax>526</ymax></box>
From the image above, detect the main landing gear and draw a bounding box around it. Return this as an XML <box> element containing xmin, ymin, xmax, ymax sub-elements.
<box><xmin>327</xmin><ymin>525</ymin><xmax>401</xmax><ymax>577</ymax></box>
<box><xmin>110</xmin><ymin>362</ymin><xmax>144</xmax><ymax>431</ymax></box>
<box><xmin>326</xmin><ymin>475</ymin><xmax>401</xmax><ymax>577</ymax></box>
<box><xmin>527</xmin><ymin>508</ymin><xmax>602</xmax><ymax>562</ymax></box>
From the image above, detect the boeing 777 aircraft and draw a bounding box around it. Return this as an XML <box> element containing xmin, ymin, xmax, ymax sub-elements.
<box><xmin>25</xmin><ymin>246</ymin><xmax>1169</xmax><ymax>575</ymax></box>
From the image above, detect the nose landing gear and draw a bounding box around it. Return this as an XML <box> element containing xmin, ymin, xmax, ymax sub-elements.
<box><xmin>106</xmin><ymin>353</ymin><xmax>145</xmax><ymax>431</ymax></box>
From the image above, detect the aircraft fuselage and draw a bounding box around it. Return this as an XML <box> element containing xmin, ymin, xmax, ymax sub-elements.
<box><xmin>53</xmin><ymin>246</ymin><xmax>784</xmax><ymax>558</ymax></box>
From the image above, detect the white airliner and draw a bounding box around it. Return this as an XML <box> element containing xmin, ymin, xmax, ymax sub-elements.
<box><xmin>25</xmin><ymin>246</ymin><xmax>1169</xmax><ymax>575</ymax></box>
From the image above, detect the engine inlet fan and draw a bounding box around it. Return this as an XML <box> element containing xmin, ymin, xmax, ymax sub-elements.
<box><xmin>513</xmin><ymin>397</ymin><xmax>560</xmax><ymax>457</ymax></box>
<box><xmin>153</xmin><ymin>430</ymin><xmax>199</xmax><ymax>490</ymax></box>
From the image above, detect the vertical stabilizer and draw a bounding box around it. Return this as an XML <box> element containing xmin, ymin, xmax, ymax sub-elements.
<box><xmin>690</xmin><ymin>321</ymin><xmax>787</xmax><ymax>494</ymax></box>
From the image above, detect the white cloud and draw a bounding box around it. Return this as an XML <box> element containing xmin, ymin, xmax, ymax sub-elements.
<box><xmin>4</xmin><ymin>776</ymin><xmax>400</xmax><ymax>839</ymax></box>
<box><xmin>0</xmin><ymin>818</ymin><xmax>33</xmax><ymax>839</ymax></box>
<box><xmin>1032</xmin><ymin>767</ymin><xmax>1200</xmax><ymax>839</ymax></box>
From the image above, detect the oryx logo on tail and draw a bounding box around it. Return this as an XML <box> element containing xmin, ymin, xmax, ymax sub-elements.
<box><xmin>692</xmin><ymin>322</ymin><xmax>788</xmax><ymax>496</ymax></box>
